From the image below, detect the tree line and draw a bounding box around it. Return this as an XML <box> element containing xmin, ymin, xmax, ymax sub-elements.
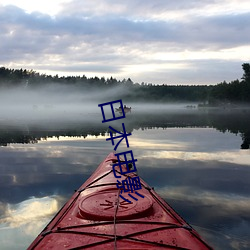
<box><xmin>0</xmin><ymin>63</ymin><xmax>249</xmax><ymax>104</ymax></box>
<box><xmin>208</xmin><ymin>63</ymin><xmax>250</xmax><ymax>105</ymax></box>
<box><xmin>1</xmin><ymin>109</ymin><xmax>249</xmax><ymax>148</ymax></box>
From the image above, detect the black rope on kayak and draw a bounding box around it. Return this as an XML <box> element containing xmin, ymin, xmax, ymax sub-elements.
<box><xmin>58</xmin><ymin>225</ymin><xmax>191</xmax><ymax>250</ymax></box>
<box><xmin>33</xmin><ymin>165</ymin><xmax>212</xmax><ymax>250</ymax></box>
<box><xmin>53</xmin><ymin>227</ymin><xmax>190</xmax><ymax>250</ymax></box>
<box><xmin>84</xmin><ymin>182</ymin><xmax>117</xmax><ymax>189</ymax></box>
<box><xmin>29</xmin><ymin>190</ymin><xmax>84</xmax><ymax>249</ymax></box>
<box><xmin>55</xmin><ymin>220</ymin><xmax>183</xmax><ymax>231</ymax></box>
<box><xmin>36</xmin><ymin>168</ymin><xmax>122</xmax><ymax>246</ymax></box>
<box><xmin>56</xmin><ymin>225</ymin><xmax>190</xmax><ymax>238</ymax></box>
<box><xmin>36</xmin><ymin>170</ymin><xmax>116</xmax><ymax>246</ymax></box>
<box><xmin>39</xmin><ymin>192</ymin><xmax>80</xmax><ymax>238</ymax></box>
<box><xmin>78</xmin><ymin>169</ymin><xmax>114</xmax><ymax>192</ymax></box>
<box><xmin>113</xmin><ymin>187</ymin><xmax>120</xmax><ymax>250</ymax></box>
<box><xmin>144</xmin><ymin>186</ymin><xmax>213</xmax><ymax>250</ymax></box>
<box><xmin>144</xmin><ymin>184</ymin><xmax>185</xmax><ymax>225</ymax></box>
<box><xmin>54</xmin><ymin>223</ymin><xmax>190</xmax><ymax>237</ymax></box>
<box><xmin>183</xmin><ymin>226</ymin><xmax>214</xmax><ymax>250</ymax></box>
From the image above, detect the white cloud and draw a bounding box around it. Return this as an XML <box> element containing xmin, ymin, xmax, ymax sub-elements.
<box><xmin>0</xmin><ymin>196</ymin><xmax>62</xmax><ymax>249</ymax></box>
<box><xmin>0</xmin><ymin>0</ymin><xmax>250</xmax><ymax>84</ymax></box>
<box><xmin>0</xmin><ymin>196</ymin><xmax>59</xmax><ymax>229</ymax></box>
<box><xmin>0</xmin><ymin>0</ymin><xmax>67</xmax><ymax>16</ymax></box>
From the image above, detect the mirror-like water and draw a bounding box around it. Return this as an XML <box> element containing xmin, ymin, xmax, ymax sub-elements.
<box><xmin>0</xmin><ymin>106</ymin><xmax>250</xmax><ymax>249</ymax></box>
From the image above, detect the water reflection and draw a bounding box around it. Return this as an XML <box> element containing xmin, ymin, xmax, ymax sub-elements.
<box><xmin>0</xmin><ymin>107</ymin><xmax>250</xmax><ymax>149</ymax></box>
<box><xmin>0</xmin><ymin>108</ymin><xmax>250</xmax><ymax>249</ymax></box>
<box><xmin>0</xmin><ymin>196</ymin><xmax>62</xmax><ymax>250</ymax></box>
<box><xmin>0</xmin><ymin>196</ymin><xmax>59</xmax><ymax>228</ymax></box>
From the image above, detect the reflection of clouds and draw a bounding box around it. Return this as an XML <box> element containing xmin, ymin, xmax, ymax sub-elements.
<box><xmin>130</xmin><ymin>139</ymin><xmax>186</xmax><ymax>150</ymax></box>
<box><xmin>125</xmin><ymin>128</ymin><xmax>249</xmax><ymax>167</ymax></box>
<box><xmin>131</xmin><ymin>127</ymin><xmax>243</xmax><ymax>152</ymax></box>
<box><xmin>0</xmin><ymin>127</ymin><xmax>249</xmax><ymax>250</ymax></box>
<box><xmin>157</xmin><ymin>186</ymin><xmax>250</xmax><ymax>249</ymax></box>
<box><xmin>157</xmin><ymin>186</ymin><xmax>250</xmax><ymax>216</ymax></box>
<box><xmin>0</xmin><ymin>140</ymin><xmax>112</xmax><ymax>205</ymax></box>
<box><xmin>148</xmin><ymin>150</ymin><xmax>250</xmax><ymax>166</ymax></box>
<box><xmin>194</xmin><ymin>224</ymin><xmax>250</xmax><ymax>250</ymax></box>
<box><xmin>3</xmin><ymin>140</ymin><xmax>110</xmax><ymax>177</ymax></box>
<box><xmin>0</xmin><ymin>196</ymin><xmax>62</xmax><ymax>250</ymax></box>
<box><xmin>0</xmin><ymin>196</ymin><xmax>59</xmax><ymax>230</ymax></box>
<box><xmin>0</xmin><ymin>202</ymin><xmax>7</xmax><ymax>218</ymax></box>
<box><xmin>46</xmin><ymin>149</ymin><xmax>65</xmax><ymax>158</ymax></box>
<box><xmin>125</xmin><ymin>128</ymin><xmax>249</xmax><ymax>166</ymax></box>
<box><xmin>134</xmin><ymin>150</ymin><xmax>250</xmax><ymax>171</ymax></box>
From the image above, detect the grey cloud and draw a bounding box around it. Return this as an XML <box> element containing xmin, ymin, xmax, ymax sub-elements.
<box><xmin>59</xmin><ymin>0</ymin><xmax>216</xmax><ymax>18</ymax></box>
<box><xmin>0</xmin><ymin>3</ymin><xmax>249</xmax><ymax>83</ymax></box>
<box><xmin>185</xmin><ymin>13</ymin><xmax>250</xmax><ymax>49</ymax></box>
<box><xmin>38</xmin><ymin>64</ymin><xmax>121</xmax><ymax>74</ymax></box>
<box><xmin>1</xmin><ymin>4</ymin><xmax>249</xmax><ymax>50</ymax></box>
<box><xmin>132</xmin><ymin>59</ymin><xmax>244</xmax><ymax>85</ymax></box>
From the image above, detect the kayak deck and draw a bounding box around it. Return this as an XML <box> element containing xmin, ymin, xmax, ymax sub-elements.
<box><xmin>28</xmin><ymin>153</ymin><xmax>213</xmax><ymax>249</ymax></box>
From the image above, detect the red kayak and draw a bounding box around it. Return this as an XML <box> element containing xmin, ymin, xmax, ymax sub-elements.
<box><xmin>28</xmin><ymin>153</ymin><xmax>213</xmax><ymax>249</ymax></box>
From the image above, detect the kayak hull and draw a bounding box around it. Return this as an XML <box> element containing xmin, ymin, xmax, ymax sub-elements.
<box><xmin>28</xmin><ymin>153</ymin><xmax>213</xmax><ymax>249</ymax></box>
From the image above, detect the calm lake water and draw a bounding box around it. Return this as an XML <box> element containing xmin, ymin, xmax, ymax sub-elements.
<box><xmin>0</xmin><ymin>104</ymin><xmax>250</xmax><ymax>249</ymax></box>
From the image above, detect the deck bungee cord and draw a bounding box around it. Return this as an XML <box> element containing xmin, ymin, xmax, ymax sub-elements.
<box><xmin>28</xmin><ymin>153</ymin><xmax>213</xmax><ymax>249</ymax></box>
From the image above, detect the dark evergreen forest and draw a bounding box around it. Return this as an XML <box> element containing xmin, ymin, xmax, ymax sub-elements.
<box><xmin>0</xmin><ymin>63</ymin><xmax>249</xmax><ymax>104</ymax></box>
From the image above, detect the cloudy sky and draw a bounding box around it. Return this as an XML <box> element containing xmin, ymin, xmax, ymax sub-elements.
<box><xmin>0</xmin><ymin>0</ymin><xmax>250</xmax><ymax>85</ymax></box>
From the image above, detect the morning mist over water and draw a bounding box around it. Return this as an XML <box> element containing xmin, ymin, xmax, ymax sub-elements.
<box><xmin>0</xmin><ymin>80</ymin><xmax>250</xmax><ymax>250</ymax></box>
<box><xmin>0</xmin><ymin>83</ymin><xmax>201</xmax><ymax>124</ymax></box>
<box><xmin>0</xmin><ymin>82</ymin><xmax>249</xmax><ymax>149</ymax></box>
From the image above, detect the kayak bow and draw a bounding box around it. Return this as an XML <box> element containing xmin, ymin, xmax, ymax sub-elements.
<box><xmin>28</xmin><ymin>153</ymin><xmax>213</xmax><ymax>249</ymax></box>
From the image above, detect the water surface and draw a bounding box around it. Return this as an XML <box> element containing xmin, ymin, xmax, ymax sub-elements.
<box><xmin>0</xmin><ymin>106</ymin><xmax>250</xmax><ymax>249</ymax></box>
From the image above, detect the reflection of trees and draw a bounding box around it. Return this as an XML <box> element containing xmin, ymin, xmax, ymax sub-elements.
<box><xmin>1</xmin><ymin>64</ymin><xmax>250</xmax><ymax>104</ymax></box>
<box><xmin>0</xmin><ymin>109</ymin><xmax>250</xmax><ymax>149</ymax></box>
<box><xmin>0</xmin><ymin>132</ymin><xmax>38</xmax><ymax>146</ymax></box>
<box><xmin>0</xmin><ymin>123</ymin><xmax>108</xmax><ymax>146</ymax></box>
<box><xmin>241</xmin><ymin>133</ymin><xmax>250</xmax><ymax>149</ymax></box>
